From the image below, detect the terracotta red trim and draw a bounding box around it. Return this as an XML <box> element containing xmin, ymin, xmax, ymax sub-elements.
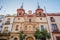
<box><xmin>47</xmin><ymin>13</ymin><xmax>60</xmax><ymax>16</ymax></box>
<box><xmin>35</xmin><ymin>8</ymin><xmax>43</xmax><ymax>11</ymax></box>
<box><xmin>52</xmin><ymin>32</ymin><xmax>60</xmax><ymax>34</ymax></box>
<box><xmin>17</xmin><ymin>8</ymin><xmax>25</xmax><ymax>11</ymax></box>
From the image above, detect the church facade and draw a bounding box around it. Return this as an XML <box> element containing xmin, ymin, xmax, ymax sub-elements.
<box><xmin>0</xmin><ymin>4</ymin><xmax>60</xmax><ymax>40</ymax></box>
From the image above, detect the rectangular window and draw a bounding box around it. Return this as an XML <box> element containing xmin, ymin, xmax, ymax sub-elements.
<box><xmin>25</xmin><ymin>26</ymin><xmax>27</xmax><ymax>30</ymax></box>
<box><xmin>41</xmin><ymin>25</ymin><xmax>44</xmax><ymax>30</ymax></box>
<box><xmin>19</xmin><ymin>13</ymin><xmax>21</xmax><ymax>15</ymax></box>
<box><xmin>29</xmin><ymin>19</ymin><xmax>31</xmax><ymax>22</ymax></box>
<box><xmin>6</xmin><ymin>21</ymin><xmax>10</xmax><ymax>23</ymax></box>
<box><xmin>52</xmin><ymin>24</ymin><xmax>58</xmax><ymax>31</ymax></box>
<box><xmin>15</xmin><ymin>25</ymin><xmax>19</xmax><ymax>31</ymax></box>
<box><xmin>50</xmin><ymin>17</ymin><xmax>55</xmax><ymax>22</ymax></box>
<box><xmin>39</xmin><ymin>12</ymin><xmax>42</xmax><ymax>16</ymax></box>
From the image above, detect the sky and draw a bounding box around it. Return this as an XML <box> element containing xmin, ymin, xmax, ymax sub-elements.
<box><xmin>0</xmin><ymin>0</ymin><xmax>60</xmax><ymax>15</ymax></box>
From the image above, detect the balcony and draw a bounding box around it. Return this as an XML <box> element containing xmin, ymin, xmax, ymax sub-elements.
<box><xmin>5</xmin><ymin>23</ymin><xmax>10</xmax><ymax>25</ymax></box>
<box><xmin>5</xmin><ymin>21</ymin><xmax>10</xmax><ymax>25</ymax></box>
<box><xmin>52</xmin><ymin>29</ymin><xmax>60</xmax><ymax>33</ymax></box>
<box><xmin>53</xmin><ymin>30</ymin><xmax>58</xmax><ymax>32</ymax></box>
<box><xmin>0</xmin><ymin>32</ymin><xmax>10</xmax><ymax>37</ymax></box>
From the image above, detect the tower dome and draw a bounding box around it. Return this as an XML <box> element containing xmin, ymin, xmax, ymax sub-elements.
<box><xmin>17</xmin><ymin>3</ymin><xmax>25</xmax><ymax>16</ymax></box>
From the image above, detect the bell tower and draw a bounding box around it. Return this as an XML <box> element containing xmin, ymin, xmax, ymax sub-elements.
<box><xmin>35</xmin><ymin>2</ymin><xmax>44</xmax><ymax>16</ymax></box>
<box><xmin>17</xmin><ymin>3</ymin><xmax>25</xmax><ymax>16</ymax></box>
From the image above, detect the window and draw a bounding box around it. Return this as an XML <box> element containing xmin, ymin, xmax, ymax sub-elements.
<box><xmin>15</xmin><ymin>25</ymin><xmax>19</xmax><ymax>31</ymax></box>
<box><xmin>19</xmin><ymin>12</ymin><xmax>21</xmax><ymax>15</ymax></box>
<box><xmin>40</xmin><ymin>18</ymin><xmax>42</xmax><ymax>20</ymax></box>
<box><xmin>4</xmin><ymin>27</ymin><xmax>8</xmax><ymax>30</ymax></box>
<box><xmin>11</xmin><ymin>36</ymin><xmax>13</xmax><ymax>38</ymax></box>
<box><xmin>52</xmin><ymin>24</ymin><xmax>58</xmax><ymax>31</ymax></box>
<box><xmin>5</xmin><ymin>21</ymin><xmax>10</xmax><ymax>25</ymax></box>
<box><xmin>6</xmin><ymin>21</ymin><xmax>10</xmax><ymax>23</ymax></box>
<box><xmin>39</xmin><ymin>12</ymin><xmax>42</xmax><ymax>16</ymax></box>
<box><xmin>50</xmin><ymin>17</ymin><xmax>55</xmax><ymax>22</ymax></box>
<box><xmin>41</xmin><ymin>25</ymin><xmax>44</xmax><ymax>30</ymax></box>
<box><xmin>14</xmin><ymin>38</ymin><xmax>17</xmax><ymax>40</ymax></box>
<box><xmin>29</xmin><ymin>19</ymin><xmax>31</xmax><ymax>22</ymax></box>
<box><xmin>7</xmin><ymin>18</ymin><xmax>10</xmax><ymax>20</ymax></box>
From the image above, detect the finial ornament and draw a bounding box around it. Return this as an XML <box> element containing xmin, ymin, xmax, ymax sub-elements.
<box><xmin>21</xmin><ymin>3</ymin><xmax>23</xmax><ymax>9</ymax></box>
<box><xmin>37</xmin><ymin>2</ymin><xmax>40</xmax><ymax>8</ymax></box>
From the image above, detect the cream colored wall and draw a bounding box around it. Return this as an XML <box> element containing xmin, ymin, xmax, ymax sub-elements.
<box><xmin>8</xmin><ymin>15</ymin><xmax>60</xmax><ymax>40</ymax></box>
<box><xmin>36</xmin><ymin>17</ymin><xmax>47</xmax><ymax>22</ymax></box>
<box><xmin>14</xmin><ymin>17</ymin><xmax>24</xmax><ymax>22</ymax></box>
<box><xmin>35</xmin><ymin>17</ymin><xmax>49</xmax><ymax>32</ymax></box>
<box><xmin>12</xmin><ymin>16</ymin><xmax>49</xmax><ymax>32</ymax></box>
<box><xmin>27</xmin><ymin>17</ymin><xmax>35</xmax><ymax>22</ymax></box>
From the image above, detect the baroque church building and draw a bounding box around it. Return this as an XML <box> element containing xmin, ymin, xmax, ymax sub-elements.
<box><xmin>0</xmin><ymin>4</ymin><xmax>60</xmax><ymax>40</ymax></box>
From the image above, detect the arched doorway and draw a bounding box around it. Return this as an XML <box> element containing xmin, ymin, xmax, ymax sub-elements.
<box><xmin>26</xmin><ymin>37</ymin><xmax>34</xmax><ymax>40</ymax></box>
<box><xmin>14</xmin><ymin>38</ymin><xmax>17</xmax><ymax>40</ymax></box>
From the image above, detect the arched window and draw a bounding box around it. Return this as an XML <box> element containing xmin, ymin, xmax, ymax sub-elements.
<box><xmin>19</xmin><ymin>12</ymin><xmax>21</xmax><ymax>15</ymax></box>
<box><xmin>52</xmin><ymin>24</ymin><xmax>58</xmax><ymax>31</ymax></box>
<box><xmin>14</xmin><ymin>38</ymin><xmax>17</xmax><ymax>40</ymax></box>
<box><xmin>39</xmin><ymin>12</ymin><xmax>42</xmax><ymax>16</ymax></box>
<box><xmin>29</xmin><ymin>19</ymin><xmax>31</xmax><ymax>22</ymax></box>
<box><xmin>15</xmin><ymin>25</ymin><xmax>19</xmax><ymax>31</ymax></box>
<box><xmin>41</xmin><ymin>25</ymin><xmax>44</xmax><ymax>30</ymax></box>
<box><xmin>50</xmin><ymin>17</ymin><xmax>55</xmax><ymax>22</ymax></box>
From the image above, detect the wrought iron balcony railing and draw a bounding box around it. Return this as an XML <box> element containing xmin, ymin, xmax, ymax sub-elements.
<box><xmin>0</xmin><ymin>32</ymin><xmax>10</xmax><ymax>37</ymax></box>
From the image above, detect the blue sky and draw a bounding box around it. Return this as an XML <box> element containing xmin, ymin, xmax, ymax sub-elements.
<box><xmin>0</xmin><ymin>0</ymin><xmax>60</xmax><ymax>15</ymax></box>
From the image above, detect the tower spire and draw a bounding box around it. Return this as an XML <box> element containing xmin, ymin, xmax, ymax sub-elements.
<box><xmin>21</xmin><ymin>3</ymin><xmax>23</xmax><ymax>9</ymax></box>
<box><xmin>37</xmin><ymin>2</ymin><xmax>40</xmax><ymax>8</ymax></box>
